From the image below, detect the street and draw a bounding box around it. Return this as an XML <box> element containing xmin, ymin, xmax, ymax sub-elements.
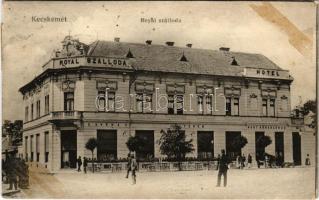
<box><xmin>16</xmin><ymin>167</ymin><xmax>315</xmax><ymax>199</ymax></box>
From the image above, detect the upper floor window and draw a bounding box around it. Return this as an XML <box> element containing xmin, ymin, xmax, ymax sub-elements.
<box><xmin>206</xmin><ymin>95</ymin><xmax>213</xmax><ymax>115</ymax></box>
<box><xmin>25</xmin><ymin>106</ymin><xmax>29</xmax><ymax>122</ymax></box>
<box><xmin>31</xmin><ymin>104</ymin><xmax>34</xmax><ymax>120</ymax></box>
<box><xmin>262</xmin><ymin>98</ymin><xmax>276</xmax><ymax>117</ymax></box>
<box><xmin>262</xmin><ymin>98</ymin><xmax>268</xmax><ymax>116</ymax></box>
<box><xmin>226</xmin><ymin>97</ymin><xmax>239</xmax><ymax>116</ymax></box>
<box><xmin>168</xmin><ymin>95</ymin><xmax>184</xmax><ymax>115</ymax></box>
<box><xmin>44</xmin><ymin>95</ymin><xmax>50</xmax><ymax>114</ymax></box>
<box><xmin>233</xmin><ymin>98</ymin><xmax>239</xmax><ymax>116</ymax></box>
<box><xmin>196</xmin><ymin>86</ymin><xmax>214</xmax><ymax>115</ymax></box>
<box><xmin>136</xmin><ymin>93</ymin><xmax>152</xmax><ymax>113</ymax></box>
<box><xmin>226</xmin><ymin>97</ymin><xmax>231</xmax><ymax>116</ymax></box>
<box><xmin>198</xmin><ymin>95</ymin><xmax>204</xmax><ymax>114</ymax></box>
<box><xmin>36</xmin><ymin>100</ymin><xmax>41</xmax><ymax>118</ymax></box>
<box><xmin>269</xmin><ymin>99</ymin><xmax>275</xmax><ymax>117</ymax></box>
<box><xmin>168</xmin><ymin>95</ymin><xmax>175</xmax><ymax>114</ymax></box>
<box><xmin>176</xmin><ymin>95</ymin><xmax>184</xmax><ymax>115</ymax></box>
<box><xmin>97</xmin><ymin>90</ymin><xmax>115</xmax><ymax>112</ymax></box>
<box><xmin>64</xmin><ymin>92</ymin><xmax>74</xmax><ymax>111</ymax></box>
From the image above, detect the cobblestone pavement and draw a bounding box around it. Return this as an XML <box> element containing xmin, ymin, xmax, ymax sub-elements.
<box><xmin>19</xmin><ymin>167</ymin><xmax>315</xmax><ymax>199</ymax></box>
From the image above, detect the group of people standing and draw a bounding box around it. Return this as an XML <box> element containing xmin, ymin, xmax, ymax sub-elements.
<box><xmin>2</xmin><ymin>155</ymin><xmax>29</xmax><ymax>190</ymax></box>
<box><xmin>235</xmin><ymin>154</ymin><xmax>252</xmax><ymax>169</ymax></box>
<box><xmin>76</xmin><ymin>156</ymin><xmax>88</xmax><ymax>173</ymax></box>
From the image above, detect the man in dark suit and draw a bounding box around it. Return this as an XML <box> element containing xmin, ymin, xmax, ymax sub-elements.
<box><xmin>216</xmin><ymin>149</ymin><xmax>229</xmax><ymax>187</ymax></box>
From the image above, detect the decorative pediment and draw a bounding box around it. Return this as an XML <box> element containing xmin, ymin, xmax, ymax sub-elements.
<box><xmin>250</xmin><ymin>93</ymin><xmax>258</xmax><ymax>98</ymax></box>
<box><xmin>166</xmin><ymin>84</ymin><xmax>185</xmax><ymax>94</ymax></box>
<box><xmin>261</xmin><ymin>88</ymin><xmax>277</xmax><ymax>98</ymax></box>
<box><xmin>62</xmin><ymin>80</ymin><xmax>76</xmax><ymax>92</ymax></box>
<box><xmin>224</xmin><ymin>86</ymin><xmax>241</xmax><ymax>97</ymax></box>
<box><xmin>196</xmin><ymin>85</ymin><xmax>214</xmax><ymax>94</ymax></box>
<box><xmin>135</xmin><ymin>82</ymin><xmax>154</xmax><ymax>93</ymax></box>
<box><xmin>96</xmin><ymin>80</ymin><xmax>117</xmax><ymax>91</ymax></box>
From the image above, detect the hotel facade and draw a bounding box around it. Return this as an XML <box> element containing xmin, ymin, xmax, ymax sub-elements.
<box><xmin>19</xmin><ymin>36</ymin><xmax>314</xmax><ymax>172</ymax></box>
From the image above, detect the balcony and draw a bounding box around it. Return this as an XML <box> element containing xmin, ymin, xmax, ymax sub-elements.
<box><xmin>48</xmin><ymin>111</ymin><xmax>83</xmax><ymax>129</ymax></box>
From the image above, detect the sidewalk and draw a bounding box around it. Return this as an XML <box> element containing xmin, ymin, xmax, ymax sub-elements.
<box><xmin>2</xmin><ymin>183</ymin><xmax>22</xmax><ymax>198</ymax></box>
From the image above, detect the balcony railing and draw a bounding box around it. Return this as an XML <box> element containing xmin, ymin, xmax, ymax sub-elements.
<box><xmin>50</xmin><ymin>111</ymin><xmax>82</xmax><ymax>120</ymax></box>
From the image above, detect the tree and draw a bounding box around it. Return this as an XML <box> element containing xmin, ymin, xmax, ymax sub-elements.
<box><xmin>231</xmin><ymin>135</ymin><xmax>248</xmax><ymax>154</ymax></box>
<box><xmin>302</xmin><ymin>100</ymin><xmax>316</xmax><ymax>129</ymax></box>
<box><xmin>158</xmin><ymin>124</ymin><xmax>194</xmax><ymax>170</ymax></box>
<box><xmin>256</xmin><ymin>135</ymin><xmax>272</xmax><ymax>150</ymax></box>
<box><xmin>302</xmin><ymin>100</ymin><xmax>316</xmax><ymax>116</ymax></box>
<box><xmin>2</xmin><ymin>120</ymin><xmax>23</xmax><ymax>146</ymax></box>
<box><xmin>85</xmin><ymin>138</ymin><xmax>98</xmax><ymax>173</ymax></box>
<box><xmin>126</xmin><ymin>135</ymin><xmax>146</xmax><ymax>155</ymax></box>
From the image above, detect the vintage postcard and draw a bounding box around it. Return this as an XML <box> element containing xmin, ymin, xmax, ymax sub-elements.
<box><xmin>1</xmin><ymin>1</ymin><xmax>317</xmax><ymax>199</ymax></box>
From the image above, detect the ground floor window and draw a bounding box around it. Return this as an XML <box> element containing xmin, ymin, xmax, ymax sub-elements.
<box><xmin>226</xmin><ymin>131</ymin><xmax>241</xmax><ymax>160</ymax></box>
<box><xmin>97</xmin><ymin>130</ymin><xmax>117</xmax><ymax>161</ymax></box>
<box><xmin>197</xmin><ymin>131</ymin><xmax>214</xmax><ymax>159</ymax></box>
<box><xmin>135</xmin><ymin>130</ymin><xmax>154</xmax><ymax>161</ymax></box>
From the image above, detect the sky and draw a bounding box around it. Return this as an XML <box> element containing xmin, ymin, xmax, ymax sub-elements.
<box><xmin>2</xmin><ymin>1</ymin><xmax>317</xmax><ymax>121</ymax></box>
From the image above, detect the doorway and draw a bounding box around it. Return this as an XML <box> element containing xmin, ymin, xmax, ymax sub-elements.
<box><xmin>292</xmin><ymin>132</ymin><xmax>301</xmax><ymax>166</ymax></box>
<box><xmin>135</xmin><ymin>130</ymin><xmax>154</xmax><ymax>160</ymax></box>
<box><xmin>61</xmin><ymin>130</ymin><xmax>77</xmax><ymax>169</ymax></box>
<box><xmin>226</xmin><ymin>131</ymin><xmax>241</xmax><ymax>160</ymax></box>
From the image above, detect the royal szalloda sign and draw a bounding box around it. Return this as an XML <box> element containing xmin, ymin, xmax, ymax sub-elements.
<box><xmin>54</xmin><ymin>56</ymin><xmax>130</xmax><ymax>69</ymax></box>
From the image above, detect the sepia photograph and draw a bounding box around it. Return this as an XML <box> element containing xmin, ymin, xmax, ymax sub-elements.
<box><xmin>1</xmin><ymin>1</ymin><xmax>317</xmax><ymax>199</ymax></box>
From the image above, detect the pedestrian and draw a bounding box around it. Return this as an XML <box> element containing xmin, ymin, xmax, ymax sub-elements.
<box><xmin>83</xmin><ymin>157</ymin><xmax>88</xmax><ymax>174</ymax></box>
<box><xmin>6</xmin><ymin>156</ymin><xmax>18</xmax><ymax>190</ymax></box>
<box><xmin>236</xmin><ymin>155</ymin><xmax>240</xmax><ymax>169</ymax></box>
<box><xmin>125</xmin><ymin>153</ymin><xmax>132</xmax><ymax>178</ymax></box>
<box><xmin>305</xmin><ymin>154</ymin><xmax>311</xmax><ymax>166</ymax></box>
<box><xmin>131</xmin><ymin>154</ymin><xmax>138</xmax><ymax>185</ymax></box>
<box><xmin>77</xmin><ymin>156</ymin><xmax>82</xmax><ymax>172</ymax></box>
<box><xmin>216</xmin><ymin>149</ymin><xmax>229</xmax><ymax>187</ymax></box>
<box><xmin>241</xmin><ymin>154</ymin><xmax>246</xmax><ymax>169</ymax></box>
<box><xmin>265</xmin><ymin>155</ymin><xmax>269</xmax><ymax>168</ymax></box>
<box><xmin>247</xmin><ymin>154</ymin><xmax>252</xmax><ymax>168</ymax></box>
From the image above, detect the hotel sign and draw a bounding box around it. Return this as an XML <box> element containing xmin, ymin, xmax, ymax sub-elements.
<box><xmin>53</xmin><ymin>56</ymin><xmax>131</xmax><ymax>69</ymax></box>
<box><xmin>243</xmin><ymin>67</ymin><xmax>291</xmax><ymax>80</ymax></box>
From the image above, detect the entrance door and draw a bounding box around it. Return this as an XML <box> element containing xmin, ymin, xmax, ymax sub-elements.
<box><xmin>226</xmin><ymin>131</ymin><xmax>241</xmax><ymax>160</ymax></box>
<box><xmin>61</xmin><ymin>130</ymin><xmax>77</xmax><ymax>168</ymax></box>
<box><xmin>255</xmin><ymin>132</ymin><xmax>265</xmax><ymax>160</ymax></box>
<box><xmin>97</xmin><ymin>130</ymin><xmax>117</xmax><ymax>161</ymax></box>
<box><xmin>135</xmin><ymin>130</ymin><xmax>154</xmax><ymax>161</ymax></box>
<box><xmin>292</xmin><ymin>132</ymin><xmax>301</xmax><ymax>165</ymax></box>
<box><xmin>197</xmin><ymin>131</ymin><xmax>214</xmax><ymax>159</ymax></box>
<box><xmin>275</xmin><ymin>132</ymin><xmax>284</xmax><ymax>160</ymax></box>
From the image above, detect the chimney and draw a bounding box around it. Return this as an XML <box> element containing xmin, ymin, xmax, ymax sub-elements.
<box><xmin>219</xmin><ymin>47</ymin><xmax>230</xmax><ymax>51</ymax></box>
<box><xmin>146</xmin><ymin>40</ymin><xmax>152</xmax><ymax>45</ymax></box>
<box><xmin>165</xmin><ymin>41</ymin><xmax>174</xmax><ymax>46</ymax></box>
<box><xmin>114</xmin><ymin>37</ymin><xmax>120</xmax><ymax>42</ymax></box>
<box><xmin>186</xmin><ymin>43</ymin><xmax>192</xmax><ymax>48</ymax></box>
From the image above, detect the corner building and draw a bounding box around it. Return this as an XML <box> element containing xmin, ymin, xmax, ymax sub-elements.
<box><xmin>19</xmin><ymin>36</ymin><xmax>313</xmax><ymax>172</ymax></box>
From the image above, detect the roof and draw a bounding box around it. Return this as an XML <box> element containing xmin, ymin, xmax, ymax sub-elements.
<box><xmin>87</xmin><ymin>40</ymin><xmax>283</xmax><ymax>77</ymax></box>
